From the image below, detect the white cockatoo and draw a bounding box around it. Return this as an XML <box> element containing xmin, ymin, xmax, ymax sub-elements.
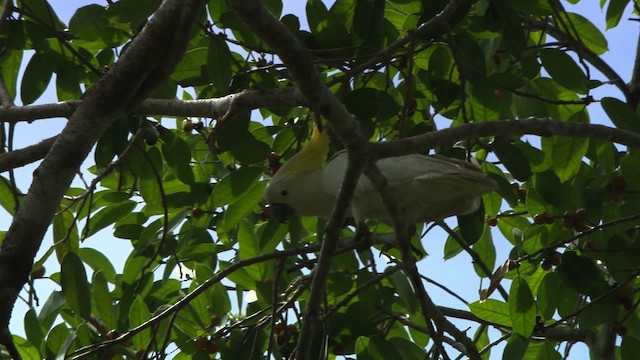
<box><xmin>264</xmin><ymin>123</ymin><xmax>498</xmax><ymax>225</ymax></box>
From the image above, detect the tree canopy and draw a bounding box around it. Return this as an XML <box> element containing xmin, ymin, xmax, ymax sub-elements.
<box><xmin>1</xmin><ymin>0</ymin><xmax>640</xmax><ymax>359</ymax></box>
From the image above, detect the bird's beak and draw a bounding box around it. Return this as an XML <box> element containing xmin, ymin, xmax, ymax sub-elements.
<box><xmin>268</xmin><ymin>203</ymin><xmax>297</xmax><ymax>222</ymax></box>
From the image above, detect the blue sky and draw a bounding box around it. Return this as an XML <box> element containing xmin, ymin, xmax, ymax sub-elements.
<box><xmin>3</xmin><ymin>1</ymin><xmax>637</xmax><ymax>358</ymax></box>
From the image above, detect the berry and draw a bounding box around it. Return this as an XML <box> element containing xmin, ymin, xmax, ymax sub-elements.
<box><xmin>274</xmin><ymin>322</ymin><xmax>286</xmax><ymax>333</ymax></box>
<box><xmin>182</xmin><ymin>119</ymin><xmax>194</xmax><ymax>133</ymax></box>
<box><xmin>517</xmin><ymin>188</ymin><xmax>527</xmax><ymax>203</ymax></box>
<box><xmin>210</xmin><ymin>315</ymin><xmax>222</xmax><ymax>327</ymax></box>
<box><xmin>612</xmin><ymin>174</ymin><xmax>628</xmax><ymax>190</ymax></box>
<box><xmin>544</xmin><ymin>213</ymin><xmax>555</xmax><ymax>224</ymax></box>
<box><xmin>575</xmin><ymin>208</ymin><xmax>588</xmax><ymax>219</ymax></box>
<box><xmin>32</xmin><ymin>266</ymin><xmax>46</xmax><ymax>279</ymax></box>
<box><xmin>533</xmin><ymin>213</ymin><xmax>546</xmax><ymax>225</ymax></box>
<box><xmin>206</xmin><ymin>340</ymin><xmax>218</xmax><ymax>354</ymax></box>
<box><xmin>191</xmin><ymin>208</ymin><xmax>204</xmax><ymax>219</ymax></box>
<box><xmin>195</xmin><ymin>336</ymin><xmax>209</xmax><ymax>349</ymax></box>
<box><xmin>562</xmin><ymin>216</ymin><xmax>575</xmax><ymax>229</ymax></box>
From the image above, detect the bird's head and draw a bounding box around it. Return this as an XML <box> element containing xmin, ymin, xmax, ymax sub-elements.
<box><xmin>264</xmin><ymin>122</ymin><xmax>330</xmax><ymax>222</ymax></box>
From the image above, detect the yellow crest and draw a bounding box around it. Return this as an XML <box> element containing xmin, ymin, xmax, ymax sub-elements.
<box><xmin>277</xmin><ymin>122</ymin><xmax>329</xmax><ymax>175</ymax></box>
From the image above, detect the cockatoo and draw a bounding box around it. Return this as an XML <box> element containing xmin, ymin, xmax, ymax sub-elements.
<box><xmin>264</xmin><ymin>124</ymin><xmax>498</xmax><ymax>226</ymax></box>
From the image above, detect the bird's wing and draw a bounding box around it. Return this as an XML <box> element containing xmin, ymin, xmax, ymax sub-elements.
<box><xmin>322</xmin><ymin>152</ymin><xmax>495</xmax><ymax>200</ymax></box>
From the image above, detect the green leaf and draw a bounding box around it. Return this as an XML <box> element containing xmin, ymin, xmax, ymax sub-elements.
<box><xmin>13</xmin><ymin>336</ymin><xmax>40</xmax><ymax>360</ymax></box>
<box><xmin>368</xmin><ymin>336</ymin><xmax>403</xmax><ymax>359</ymax></box>
<box><xmin>52</xmin><ymin>209</ymin><xmax>79</xmax><ymax>259</ymax></box>
<box><xmin>207</xmin><ymin>36</ymin><xmax>232</xmax><ymax>96</ymax></box>
<box><xmin>621</xmin><ymin>153</ymin><xmax>640</xmax><ymax>192</ymax></box>
<box><xmin>306</xmin><ymin>0</ymin><xmax>329</xmax><ymax>32</ymax></box>
<box><xmin>79</xmin><ymin>247</ymin><xmax>116</xmax><ymax>282</ymax></box>
<box><xmin>578</xmin><ymin>295</ymin><xmax>618</xmax><ymax>329</ymax></box>
<box><xmin>211</xmin><ymin>166</ymin><xmax>263</xmax><ymax>207</ymax></box>
<box><xmin>557</xmin><ymin>12</ymin><xmax>608</xmax><ymax>55</ymax></box>
<box><xmin>0</xmin><ymin>49</ymin><xmax>22</xmax><ymax>100</ymax></box>
<box><xmin>95</xmin><ymin>119</ymin><xmax>131</xmax><ymax>169</ymax></box>
<box><xmin>69</xmin><ymin>4</ymin><xmax>128</xmax><ymax>48</ymax></box>
<box><xmin>230</xmin><ymin>137</ymin><xmax>272</xmax><ymax>164</ymax></box>
<box><xmin>474</xmin><ymin>326</ymin><xmax>491</xmax><ymax>360</ymax></box>
<box><xmin>622</xmin><ymin>336</ymin><xmax>640</xmax><ymax>360</ymax></box>
<box><xmin>130</xmin><ymin>296</ymin><xmax>152</xmax><ymax>350</ymax></box>
<box><xmin>490</xmin><ymin>0</ymin><xmax>526</xmax><ymax>58</ymax></box>
<box><xmin>389</xmin><ymin>270</ymin><xmax>416</xmax><ymax>313</ymax></box>
<box><xmin>161</xmin><ymin>130</ymin><xmax>195</xmax><ymax>185</ymax></box>
<box><xmin>106</xmin><ymin>0</ymin><xmax>161</xmax><ymax>24</ymax></box>
<box><xmin>443</xmin><ymin>226</ymin><xmax>464</xmax><ymax>260</ymax></box>
<box><xmin>353</xmin><ymin>0</ymin><xmax>385</xmax><ymax>48</ymax></box>
<box><xmin>503</xmin><ymin>334</ymin><xmax>529</xmax><ymax>360</ymax></box>
<box><xmin>86</xmin><ymin>200</ymin><xmax>137</xmax><ymax>237</ymax></box>
<box><xmin>508</xmin><ymin>277</ymin><xmax>536</xmax><ymax>337</ymax></box>
<box><xmin>172</xmin><ymin>47</ymin><xmax>208</xmax><ymax>86</ymax></box>
<box><xmin>540</xmin><ymin>48</ymin><xmax>588</xmax><ymax>93</ymax></box>
<box><xmin>468</xmin><ymin>299</ymin><xmax>512</xmax><ymax>327</ymax></box>
<box><xmin>38</xmin><ymin>292</ymin><xmax>65</xmax><ymax>333</ymax></box>
<box><xmin>388</xmin><ymin>337</ymin><xmax>428</xmax><ymax>359</ymax></box>
<box><xmin>551</xmin><ymin>136</ymin><xmax>588</xmax><ymax>182</ymax></box>
<box><xmin>23</xmin><ymin>309</ymin><xmax>44</xmax><ymax>354</ymax></box>
<box><xmin>458</xmin><ymin>205</ymin><xmax>485</xmax><ymax>246</ymax></box>
<box><xmin>533</xmin><ymin>170</ymin><xmax>575</xmax><ymax>209</ymax></box>
<box><xmin>237</xmin><ymin>220</ymin><xmax>264</xmax><ymax>280</ymax></box>
<box><xmin>20</xmin><ymin>52</ymin><xmax>53</xmax><ymax>104</ymax></box>
<box><xmin>537</xmin><ymin>341</ymin><xmax>562</xmax><ymax>360</ymax></box>
<box><xmin>92</xmin><ymin>271</ymin><xmax>116</xmax><ymax>330</ymax></box>
<box><xmin>605</xmin><ymin>0</ymin><xmax>630</xmax><ymax>29</ymax></box>
<box><xmin>343</xmin><ymin>88</ymin><xmax>400</xmax><ymax>120</ymax></box>
<box><xmin>509</xmin><ymin>0</ymin><xmax>553</xmax><ymax>15</ymax></box>
<box><xmin>45</xmin><ymin>324</ymin><xmax>71</xmax><ymax>358</ymax></box>
<box><xmin>452</xmin><ymin>34</ymin><xmax>486</xmax><ymax>84</ymax></box>
<box><xmin>55</xmin><ymin>66</ymin><xmax>82</xmax><ymax>101</ymax></box>
<box><xmin>472</xmin><ymin>227</ymin><xmax>496</xmax><ymax>278</ymax></box>
<box><xmin>222</xmin><ymin>180</ymin><xmax>267</xmax><ymax>233</ymax></box>
<box><xmin>492</xmin><ymin>138</ymin><xmax>532</xmax><ymax>181</ymax></box>
<box><xmin>557</xmin><ymin>251</ymin><xmax>608</xmax><ymax>297</ymax></box>
<box><xmin>61</xmin><ymin>252</ymin><xmax>91</xmax><ymax>319</ymax></box>
<box><xmin>601</xmin><ymin>97</ymin><xmax>640</xmax><ymax>133</ymax></box>
<box><xmin>133</xmin><ymin>146</ymin><xmax>163</xmax><ymax>207</ymax></box>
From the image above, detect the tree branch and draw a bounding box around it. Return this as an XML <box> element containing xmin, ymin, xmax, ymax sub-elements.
<box><xmin>629</xmin><ymin>31</ymin><xmax>640</xmax><ymax>108</ymax></box>
<box><xmin>0</xmin><ymin>136</ymin><xmax>56</xmax><ymax>172</ymax></box>
<box><xmin>334</xmin><ymin>0</ymin><xmax>467</xmax><ymax>84</ymax></box>
<box><xmin>521</xmin><ymin>15</ymin><xmax>631</xmax><ymax>102</ymax></box>
<box><xmin>228</xmin><ymin>2</ymin><xmax>371</xmax><ymax>358</ymax></box>
<box><xmin>373</xmin><ymin>117</ymin><xmax>640</xmax><ymax>159</ymax></box>
<box><xmin>0</xmin><ymin>0</ymin><xmax>204</xmax><ymax>351</ymax></box>
<box><xmin>0</xmin><ymin>88</ymin><xmax>307</xmax><ymax>123</ymax></box>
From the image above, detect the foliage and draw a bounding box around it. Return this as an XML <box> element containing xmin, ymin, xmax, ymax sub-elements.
<box><xmin>1</xmin><ymin>0</ymin><xmax>640</xmax><ymax>359</ymax></box>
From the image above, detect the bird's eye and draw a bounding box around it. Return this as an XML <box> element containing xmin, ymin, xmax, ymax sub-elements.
<box><xmin>280</xmin><ymin>190</ymin><xmax>288</xmax><ymax>196</ymax></box>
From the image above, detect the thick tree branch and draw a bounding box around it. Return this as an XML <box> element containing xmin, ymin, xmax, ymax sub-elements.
<box><xmin>0</xmin><ymin>136</ymin><xmax>56</xmax><ymax>172</ymax></box>
<box><xmin>229</xmin><ymin>2</ymin><xmax>371</xmax><ymax>358</ymax></box>
<box><xmin>0</xmin><ymin>0</ymin><xmax>204</xmax><ymax>352</ymax></box>
<box><xmin>0</xmin><ymin>88</ymin><xmax>307</xmax><ymax>171</ymax></box>
<box><xmin>0</xmin><ymin>87</ymin><xmax>307</xmax><ymax>123</ymax></box>
<box><xmin>373</xmin><ymin>117</ymin><xmax>640</xmax><ymax>159</ymax></box>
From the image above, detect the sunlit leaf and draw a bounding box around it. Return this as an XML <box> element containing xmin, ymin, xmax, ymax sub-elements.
<box><xmin>61</xmin><ymin>252</ymin><xmax>91</xmax><ymax>319</ymax></box>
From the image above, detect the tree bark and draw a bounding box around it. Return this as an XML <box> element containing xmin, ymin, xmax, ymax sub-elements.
<box><xmin>0</xmin><ymin>0</ymin><xmax>204</xmax><ymax>352</ymax></box>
